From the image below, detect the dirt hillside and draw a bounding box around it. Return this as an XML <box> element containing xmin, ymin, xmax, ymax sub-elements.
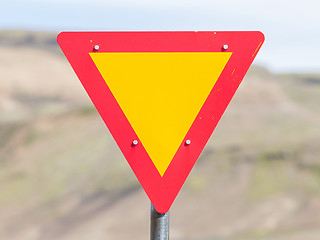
<box><xmin>1</xmin><ymin>31</ymin><xmax>320</xmax><ymax>240</ymax></box>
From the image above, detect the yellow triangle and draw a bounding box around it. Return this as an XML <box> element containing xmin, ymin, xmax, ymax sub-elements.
<box><xmin>90</xmin><ymin>52</ymin><xmax>232</xmax><ymax>176</ymax></box>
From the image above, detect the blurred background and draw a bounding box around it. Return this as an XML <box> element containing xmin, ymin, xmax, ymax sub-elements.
<box><xmin>1</xmin><ymin>0</ymin><xmax>320</xmax><ymax>239</ymax></box>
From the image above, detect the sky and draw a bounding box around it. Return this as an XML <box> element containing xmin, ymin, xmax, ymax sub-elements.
<box><xmin>1</xmin><ymin>0</ymin><xmax>320</xmax><ymax>73</ymax></box>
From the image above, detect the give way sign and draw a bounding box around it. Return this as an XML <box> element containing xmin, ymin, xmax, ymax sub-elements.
<box><xmin>57</xmin><ymin>31</ymin><xmax>264</xmax><ymax>213</ymax></box>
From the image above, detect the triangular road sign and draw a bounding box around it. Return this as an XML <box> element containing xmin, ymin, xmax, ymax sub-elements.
<box><xmin>57</xmin><ymin>31</ymin><xmax>264</xmax><ymax>213</ymax></box>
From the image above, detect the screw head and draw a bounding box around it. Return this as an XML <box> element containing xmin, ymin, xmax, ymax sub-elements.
<box><xmin>132</xmin><ymin>140</ymin><xmax>138</xmax><ymax>146</ymax></box>
<box><xmin>185</xmin><ymin>139</ymin><xmax>191</xmax><ymax>145</ymax></box>
<box><xmin>94</xmin><ymin>45</ymin><xmax>100</xmax><ymax>51</ymax></box>
<box><xmin>222</xmin><ymin>44</ymin><xmax>228</xmax><ymax>50</ymax></box>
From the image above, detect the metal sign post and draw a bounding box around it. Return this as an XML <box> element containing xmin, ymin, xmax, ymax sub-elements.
<box><xmin>150</xmin><ymin>204</ymin><xmax>169</xmax><ymax>240</ymax></box>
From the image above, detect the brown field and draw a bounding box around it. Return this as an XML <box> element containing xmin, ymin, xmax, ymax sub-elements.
<box><xmin>1</xmin><ymin>30</ymin><xmax>320</xmax><ymax>240</ymax></box>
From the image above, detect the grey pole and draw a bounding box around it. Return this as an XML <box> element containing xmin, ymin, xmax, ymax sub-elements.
<box><xmin>150</xmin><ymin>203</ymin><xmax>169</xmax><ymax>240</ymax></box>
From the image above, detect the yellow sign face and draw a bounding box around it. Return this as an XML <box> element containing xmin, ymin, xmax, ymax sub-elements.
<box><xmin>90</xmin><ymin>52</ymin><xmax>232</xmax><ymax>176</ymax></box>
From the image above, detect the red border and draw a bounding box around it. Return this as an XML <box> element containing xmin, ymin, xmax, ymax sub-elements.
<box><xmin>57</xmin><ymin>31</ymin><xmax>264</xmax><ymax>213</ymax></box>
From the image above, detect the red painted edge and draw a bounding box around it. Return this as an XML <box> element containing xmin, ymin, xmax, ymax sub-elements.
<box><xmin>57</xmin><ymin>31</ymin><xmax>264</xmax><ymax>213</ymax></box>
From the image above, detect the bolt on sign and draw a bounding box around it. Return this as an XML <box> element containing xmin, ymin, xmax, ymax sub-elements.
<box><xmin>57</xmin><ymin>31</ymin><xmax>264</xmax><ymax>213</ymax></box>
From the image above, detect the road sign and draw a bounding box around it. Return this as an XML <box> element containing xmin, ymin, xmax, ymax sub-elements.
<box><xmin>57</xmin><ymin>31</ymin><xmax>264</xmax><ymax>213</ymax></box>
